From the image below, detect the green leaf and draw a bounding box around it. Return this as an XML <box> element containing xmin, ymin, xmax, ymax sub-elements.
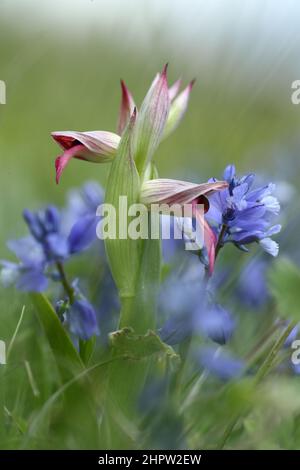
<box><xmin>79</xmin><ymin>336</ymin><xmax>96</xmax><ymax>365</ymax></box>
<box><xmin>268</xmin><ymin>257</ymin><xmax>300</xmax><ymax>321</ymax></box>
<box><xmin>30</xmin><ymin>293</ymin><xmax>83</xmax><ymax>381</ymax></box>
<box><xmin>110</xmin><ymin>327</ymin><xmax>180</xmax><ymax>364</ymax></box>
<box><xmin>104</xmin><ymin>112</ymin><xmax>142</xmax><ymax>298</ymax></box>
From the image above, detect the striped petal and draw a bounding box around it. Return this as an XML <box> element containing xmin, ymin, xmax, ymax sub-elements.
<box><xmin>133</xmin><ymin>65</ymin><xmax>170</xmax><ymax>172</ymax></box>
<box><xmin>163</xmin><ymin>80</ymin><xmax>195</xmax><ymax>139</ymax></box>
<box><xmin>52</xmin><ymin>130</ymin><xmax>120</xmax><ymax>183</ymax></box>
<box><xmin>141</xmin><ymin>178</ymin><xmax>228</xmax><ymax>206</ymax></box>
<box><xmin>168</xmin><ymin>79</ymin><xmax>182</xmax><ymax>101</ymax></box>
<box><xmin>117</xmin><ymin>80</ymin><xmax>136</xmax><ymax>134</ymax></box>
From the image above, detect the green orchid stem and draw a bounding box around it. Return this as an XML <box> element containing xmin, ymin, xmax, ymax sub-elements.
<box><xmin>119</xmin><ymin>294</ymin><xmax>136</xmax><ymax>329</ymax></box>
<box><xmin>217</xmin><ymin>320</ymin><xmax>297</xmax><ymax>449</ymax></box>
<box><xmin>253</xmin><ymin>320</ymin><xmax>297</xmax><ymax>384</ymax></box>
<box><xmin>56</xmin><ymin>261</ymin><xmax>75</xmax><ymax>305</ymax></box>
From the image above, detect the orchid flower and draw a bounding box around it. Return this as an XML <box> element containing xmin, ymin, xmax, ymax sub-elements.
<box><xmin>140</xmin><ymin>178</ymin><xmax>228</xmax><ymax>274</ymax></box>
<box><xmin>52</xmin><ymin>66</ymin><xmax>194</xmax><ymax>183</ymax></box>
<box><xmin>52</xmin><ymin>131</ymin><xmax>120</xmax><ymax>184</ymax></box>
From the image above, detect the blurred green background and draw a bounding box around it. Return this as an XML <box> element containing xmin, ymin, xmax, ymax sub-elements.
<box><xmin>1</xmin><ymin>0</ymin><xmax>300</xmax><ymax>449</ymax></box>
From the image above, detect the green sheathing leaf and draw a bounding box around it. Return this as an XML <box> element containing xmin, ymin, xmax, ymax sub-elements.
<box><xmin>104</xmin><ymin>115</ymin><xmax>142</xmax><ymax>298</ymax></box>
<box><xmin>30</xmin><ymin>293</ymin><xmax>83</xmax><ymax>381</ymax></box>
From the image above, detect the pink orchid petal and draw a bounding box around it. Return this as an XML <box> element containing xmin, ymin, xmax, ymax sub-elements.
<box><xmin>52</xmin><ymin>130</ymin><xmax>120</xmax><ymax>184</ymax></box>
<box><xmin>117</xmin><ymin>80</ymin><xmax>136</xmax><ymax>134</ymax></box>
<box><xmin>141</xmin><ymin>179</ymin><xmax>228</xmax><ymax>206</ymax></box>
<box><xmin>134</xmin><ymin>64</ymin><xmax>170</xmax><ymax>171</ymax></box>
<box><xmin>193</xmin><ymin>201</ymin><xmax>217</xmax><ymax>275</ymax></box>
<box><xmin>168</xmin><ymin>79</ymin><xmax>182</xmax><ymax>101</ymax></box>
<box><xmin>164</xmin><ymin>79</ymin><xmax>195</xmax><ymax>139</ymax></box>
<box><xmin>55</xmin><ymin>144</ymin><xmax>86</xmax><ymax>184</ymax></box>
<box><xmin>51</xmin><ymin>130</ymin><xmax>120</xmax><ymax>156</ymax></box>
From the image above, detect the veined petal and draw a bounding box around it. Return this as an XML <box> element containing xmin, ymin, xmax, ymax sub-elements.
<box><xmin>259</xmin><ymin>237</ymin><xmax>279</xmax><ymax>257</ymax></box>
<box><xmin>55</xmin><ymin>145</ymin><xmax>84</xmax><ymax>184</ymax></box>
<box><xmin>168</xmin><ymin>79</ymin><xmax>182</xmax><ymax>101</ymax></box>
<box><xmin>52</xmin><ymin>130</ymin><xmax>120</xmax><ymax>183</ymax></box>
<box><xmin>163</xmin><ymin>80</ymin><xmax>195</xmax><ymax>139</ymax></box>
<box><xmin>133</xmin><ymin>64</ymin><xmax>170</xmax><ymax>173</ymax></box>
<box><xmin>192</xmin><ymin>201</ymin><xmax>217</xmax><ymax>275</ymax></box>
<box><xmin>52</xmin><ymin>130</ymin><xmax>120</xmax><ymax>155</ymax></box>
<box><xmin>140</xmin><ymin>178</ymin><xmax>228</xmax><ymax>206</ymax></box>
<box><xmin>117</xmin><ymin>80</ymin><xmax>136</xmax><ymax>135</ymax></box>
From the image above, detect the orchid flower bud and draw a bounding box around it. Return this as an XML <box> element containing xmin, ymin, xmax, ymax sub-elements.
<box><xmin>163</xmin><ymin>80</ymin><xmax>195</xmax><ymax>139</ymax></box>
<box><xmin>133</xmin><ymin>65</ymin><xmax>170</xmax><ymax>174</ymax></box>
<box><xmin>168</xmin><ymin>79</ymin><xmax>182</xmax><ymax>101</ymax></box>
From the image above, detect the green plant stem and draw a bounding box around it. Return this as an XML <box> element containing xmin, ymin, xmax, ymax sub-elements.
<box><xmin>119</xmin><ymin>294</ymin><xmax>136</xmax><ymax>330</ymax></box>
<box><xmin>254</xmin><ymin>320</ymin><xmax>297</xmax><ymax>384</ymax></box>
<box><xmin>217</xmin><ymin>320</ymin><xmax>297</xmax><ymax>449</ymax></box>
<box><xmin>215</xmin><ymin>224</ymin><xmax>228</xmax><ymax>260</ymax></box>
<box><xmin>56</xmin><ymin>261</ymin><xmax>75</xmax><ymax>304</ymax></box>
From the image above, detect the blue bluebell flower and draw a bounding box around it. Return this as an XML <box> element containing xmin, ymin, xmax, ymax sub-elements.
<box><xmin>207</xmin><ymin>165</ymin><xmax>281</xmax><ymax>256</ymax></box>
<box><xmin>23</xmin><ymin>204</ymin><xmax>95</xmax><ymax>262</ymax></box>
<box><xmin>158</xmin><ymin>261</ymin><xmax>235</xmax><ymax>345</ymax></box>
<box><xmin>195</xmin><ymin>303</ymin><xmax>235</xmax><ymax>345</ymax></box>
<box><xmin>1</xmin><ymin>184</ymin><xmax>104</xmax><ymax>293</ymax></box>
<box><xmin>237</xmin><ymin>258</ymin><xmax>270</xmax><ymax>309</ymax></box>
<box><xmin>64</xmin><ymin>298</ymin><xmax>99</xmax><ymax>341</ymax></box>
<box><xmin>63</xmin><ymin>181</ymin><xmax>104</xmax><ymax>254</ymax></box>
<box><xmin>198</xmin><ymin>346</ymin><xmax>245</xmax><ymax>381</ymax></box>
<box><xmin>0</xmin><ymin>237</ymin><xmax>48</xmax><ymax>292</ymax></box>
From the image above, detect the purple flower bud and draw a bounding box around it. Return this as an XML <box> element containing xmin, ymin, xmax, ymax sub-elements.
<box><xmin>66</xmin><ymin>299</ymin><xmax>99</xmax><ymax>341</ymax></box>
<box><xmin>198</xmin><ymin>347</ymin><xmax>245</xmax><ymax>381</ymax></box>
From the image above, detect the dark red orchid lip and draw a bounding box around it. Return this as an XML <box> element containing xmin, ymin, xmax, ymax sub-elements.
<box><xmin>195</xmin><ymin>195</ymin><xmax>210</xmax><ymax>214</ymax></box>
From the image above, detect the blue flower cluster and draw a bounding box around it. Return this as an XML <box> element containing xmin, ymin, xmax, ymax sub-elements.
<box><xmin>207</xmin><ymin>164</ymin><xmax>281</xmax><ymax>256</ymax></box>
<box><xmin>0</xmin><ymin>182</ymin><xmax>105</xmax><ymax>341</ymax></box>
<box><xmin>158</xmin><ymin>259</ymin><xmax>242</xmax><ymax>380</ymax></box>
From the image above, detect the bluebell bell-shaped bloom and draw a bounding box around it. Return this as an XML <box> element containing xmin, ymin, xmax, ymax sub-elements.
<box><xmin>65</xmin><ymin>298</ymin><xmax>99</xmax><ymax>341</ymax></box>
<box><xmin>158</xmin><ymin>260</ymin><xmax>235</xmax><ymax>345</ymax></box>
<box><xmin>237</xmin><ymin>258</ymin><xmax>270</xmax><ymax>309</ymax></box>
<box><xmin>23</xmin><ymin>205</ymin><xmax>70</xmax><ymax>262</ymax></box>
<box><xmin>206</xmin><ymin>165</ymin><xmax>281</xmax><ymax>256</ymax></box>
<box><xmin>1</xmin><ymin>193</ymin><xmax>103</xmax><ymax>292</ymax></box>
<box><xmin>0</xmin><ymin>237</ymin><xmax>48</xmax><ymax>292</ymax></box>
<box><xmin>198</xmin><ymin>346</ymin><xmax>245</xmax><ymax>381</ymax></box>
<box><xmin>195</xmin><ymin>303</ymin><xmax>235</xmax><ymax>345</ymax></box>
<box><xmin>62</xmin><ymin>181</ymin><xmax>104</xmax><ymax>254</ymax></box>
